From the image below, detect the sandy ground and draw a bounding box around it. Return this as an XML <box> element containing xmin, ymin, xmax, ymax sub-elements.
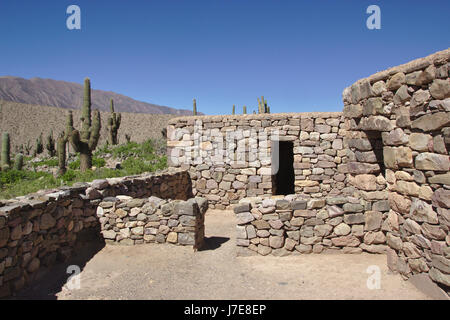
<box><xmin>16</xmin><ymin>210</ymin><xmax>433</xmax><ymax>300</ymax></box>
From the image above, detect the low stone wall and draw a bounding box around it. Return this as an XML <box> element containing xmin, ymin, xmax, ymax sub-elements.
<box><xmin>234</xmin><ymin>195</ymin><xmax>389</xmax><ymax>256</ymax></box>
<box><xmin>0</xmin><ymin>169</ymin><xmax>201</xmax><ymax>298</ymax></box>
<box><xmin>98</xmin><ymin>196</ymin><xmax>207</xmax><ymax>247</ymax></box>
<box><xmin>167</xmin><ymin>112</ymin><xmax>349</xmax><ymax>209</ymax></box>
<box><xmin>342</xmin><ymin>48</ymin><xmax>450</xmax><ymax>286</ymax></box>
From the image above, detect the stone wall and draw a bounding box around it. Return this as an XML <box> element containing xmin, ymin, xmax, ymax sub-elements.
<box><xmin>342</xmin><ymin>48</ymin><xmax>450</xmax><ymax>287</ymax></box>
<box><xmin>167</xmin><ymin>112</ymin><xmax>349</xmax><ymax>209</ymax></box>
<box><xmin>234</xmin><ymin>195</ymin><xmax>387</xmax><ymax>256</ymax></box>
<box><xmin>0</xmin><ymin>169</ymin><xmax>205</xmax><ymax>298</ymax></box>
<box><xmin>99</xmin><ymin>195</ymin><xmax>207</xmax><ymax>247</ymax></box>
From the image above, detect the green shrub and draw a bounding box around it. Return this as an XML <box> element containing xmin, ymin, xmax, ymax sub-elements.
<box><xmin>0</xmin><ymin>170</ymin><xmax>57</xmax><ymax>199</ymax></box>
<box><xmin>0</xmin><ymin>139</ymin><xmax>168</xmax><ymax>199</ymax></box>
<box><xmin>32</xmin><ymin>158</ymin><xmax>59</xmax><ymax>168</ymax></box>
<box><xmin>68</xmin><ymin>159</ymin><xmax>80</xmax><ymax>170</ymax></box>
<box><xmin>61</xmin><ymin>169</ymin><xmax>77</xmax><ymax>182</ymax></box>
<box><xmin>69</xmin><ymin>157</ymin><xmax>105</xmax><ymax>170</ymax></box>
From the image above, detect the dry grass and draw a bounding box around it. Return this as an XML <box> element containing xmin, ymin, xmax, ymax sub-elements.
<box><xmin>0</xmin><ymin>100</ymin><xmax>179</xmax><ymax>151</ymax></box>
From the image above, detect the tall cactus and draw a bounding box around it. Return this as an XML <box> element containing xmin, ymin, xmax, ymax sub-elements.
<box><xmin>46</xmin><ymin>130</ymin><xmax>56</xmax><ymax>157</ymax></box>
<box><xmin>1</xmin><ymin>132</ymin><xmax>11</xmax><ymax>170</ymax></box>
<box><xmin>57</xmin><ymin>131</ymin><xmax>67</xmax><ymax>175</ymax></box>
<box><xmin>67</xmin><ymin>78</ymin><xmax>101</xmax><ymax>172</ymax></box>
<box><xmin>232</xmin><ymin>104</ymin><xmax>235</xmax><ymax>115</ymax></box>
<box><xmin>36</xmin><ymin>133</ymin><xmax>43</xmax><ymax>155</ymax></box>
<box><xmin>24</xmin><ymin>140</ymin><xmax>32</xmax><ymax>156</ymax></box>
<box><xmin>257</xmin><ymin>96</ymin><xmax>270</xmax><ymax>114</ymax></box>
<box><xmin>243</xmin><ymin>105</ymin><xmax>247</xmax><ymax>114</ymax></box>
<box><xmin>193</xmin><ymin>99</ymin><xmax>197</xmax><ymax>115</ymax></box>
<box><xmin>13</xmin><ymin>153</ymin><xmax>23</xmax><ymax>171</ymax></box>
<box><xmin>107</xmin><ymin>99</ymin><xmax>121</xmax><ymax>145</ymax></box>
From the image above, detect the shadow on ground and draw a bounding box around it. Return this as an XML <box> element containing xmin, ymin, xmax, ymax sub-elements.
<box><xmin>198</xmin><ymin>236</ymin><xmax>230</xmax><ymax>251</ymax></box>
<box><xmin>11</xmin><ymin>230</ymin><xmax>105</xmax><ymax>300</ymax></box>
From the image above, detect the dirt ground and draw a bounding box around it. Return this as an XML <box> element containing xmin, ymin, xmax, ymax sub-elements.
<box><xmin>15</xmin><ymin>210</ymin><xmax>438</xmax><ymax>300</ymax></box>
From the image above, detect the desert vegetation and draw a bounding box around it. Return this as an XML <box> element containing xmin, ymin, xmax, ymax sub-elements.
<box><xmin>0</xmin><ymin>78</ymin><xmax>168</xmax><ymax>199</ymax></box>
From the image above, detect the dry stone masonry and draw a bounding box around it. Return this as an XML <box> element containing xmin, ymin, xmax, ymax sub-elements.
<box><xmin>233</xmin><ymin>195</ymin><xmax>387</xmax><ymax>256</ymax></box>
<box><xmin>0</xmin><ymin>169</ymin><xmax>207</xmax><ymax>298</ymax></box>
<box><xmin>99</xmin><ymin>195</ymin><xmax>207</xmax><ymax>247</ymax></box>
<box><xmin>167</xmin><ymin>112</ymin><xmax>349</xmax><ymax>209</ymax></box>
<box><xmin>0</xmin><ymin>48</ymin><xmax>448</xmax><ymax>299</ymax></box>
<box><xmin>342</xmin><ymin>48</ymin><xmax>450</xmax><ymax>287</ymax></box>
<box><xmin>167</xmin><ymin>48</ymin><xmax>450</xmax><ymax>290</ymax></box>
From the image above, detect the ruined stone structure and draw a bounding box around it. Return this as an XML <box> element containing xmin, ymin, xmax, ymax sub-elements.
<box><xmin>0</xmin><ymin>169</ymin><xmax>207</xmax><ymax>298</ymax></box>
<box><xmin>167</xmin><ymin>48</ymin><xmax>450</xmax><ymax>289</ymax></box>
<box><xmin>0</xmin><ymin>49</ymin><xmax>448</xmax><ymax>299</ymax></box>
<box><xmin>343</xmin><ymin>49</ymin><xmax>450</xmax><ymax>286</ymax></box>
<box><xmin>167</xmin><ymin>112</ymin><xmax>348</xmax><ymax>209</ymax></box>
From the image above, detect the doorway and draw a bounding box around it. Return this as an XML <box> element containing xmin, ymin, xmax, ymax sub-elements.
<box><xmin>272</xmin><ymin>141</ymin><xmax>295</xmax><ymax>195</ymax></box>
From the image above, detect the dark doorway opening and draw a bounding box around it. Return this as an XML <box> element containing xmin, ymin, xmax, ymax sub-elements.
<box><xmin>367</xmin><ymin>130</ymin><xmax>386</xmax><ymax>177</ymax></box>
<box><xmin>272</xmin><ymin>141</ymin><xmax>295</xmax><ymax>195</ymax></box>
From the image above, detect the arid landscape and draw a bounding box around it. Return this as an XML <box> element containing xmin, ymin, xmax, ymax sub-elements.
<box><xmin>0</xmin><ymin>1</ymin><xmax>449</xmax><ymax>306</ymax></box>
<box><xmin>0</xmin><ymin>100</ymin><xmax>177</xmax><ymax>151</ymax></box>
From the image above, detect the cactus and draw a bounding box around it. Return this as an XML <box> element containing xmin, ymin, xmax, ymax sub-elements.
<box><xmin>125</xmin><ymin>134</ymin><xmax>131</xmax><ymax>143</ymax></box>
<box><xmin>257</xmin><ymin>96</ymin><xmax>270</xmax><ymax>114</ymax></box>
<box><xmin>67</xmin><ymin>78</ymin><xmax>101</xmax><ymax>172</ymax></box>
<box><xmin>107</xmin><ymin>99</ymin><xmax>121</xmax><ymax>145</ymax></box>
<box><xmin>1</xmin><ymin>132</ymin><xmax>11</xmax><ymax>170</ymax></box>
<box><xmin>232</xmin><ymin>105</ymin><xmax>235</xmax><ymax>115</ymax></box>
<box><xmin>243</xmin><ymin>105</ymin><xmax>247</xmax><ymax>114</ymax></box>
<box><xmin>57</xmin><ymin>131</ymin><xmax>67</xmax><ymax>175</ymax></box>
<box><xmin>193</xmin><ymin>99</ymin><xmax>197</xmax><ymax>115</ymax></box>
<box><xmin>264</xmin><ymin>99</ymin><xmax>269</xmax><ymax>113</ymax></box>
<box><xmin>13</xmin><ymin>153</ymin><xmax>23</xmax><ymax>171</ymax></box>
<box><xmin>24</xmin><ymin>140</ymin><xmax>32</xmax><ymax>155</ymax></box>
<box><xmin>46</xmin><ymin>130</ymin><xmax>56</xmax><ymax>157</ymax></box>
<box><xmin>36</xmin><ymin>133</ymin><xmax>43</xmax><ymax>155</ymax></box>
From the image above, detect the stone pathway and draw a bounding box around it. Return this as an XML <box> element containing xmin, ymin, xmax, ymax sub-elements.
<box><xmin>16</xmin><ymin>210</ymin><xmax>432</xmax><ymax>300</ymax></box>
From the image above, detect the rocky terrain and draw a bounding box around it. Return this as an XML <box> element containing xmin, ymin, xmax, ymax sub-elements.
<box><xmin>0</xmin><ymin>100</ymin><xmax>176</xmax><ymax>151</ymax></box>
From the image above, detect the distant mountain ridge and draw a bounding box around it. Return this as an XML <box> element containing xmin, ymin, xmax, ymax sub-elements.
<box><xmin>0</xmin><ymin>76</ymin><xmax>197</xmax><ymax>115</ymax></box>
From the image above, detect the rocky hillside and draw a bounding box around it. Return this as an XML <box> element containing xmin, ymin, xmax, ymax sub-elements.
<box><xmin>0</xmin><ymin>76</ymin><xmax>196</xmax><ymax>115</ymax></box>
<box><xmin>0</xmin><ymin>100</ymin><xmax>178</xmax><ymax>150</ymax></box>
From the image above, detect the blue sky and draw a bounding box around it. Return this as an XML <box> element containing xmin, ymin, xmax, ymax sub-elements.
<box><xmin>0</xmin><ymin>0</ymin><xmax>449</xmax><ymax>115</ymax></box>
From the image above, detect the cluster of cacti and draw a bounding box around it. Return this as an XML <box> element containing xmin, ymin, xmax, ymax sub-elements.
<box><xmin>46</xmin><ymin>130</ymin><xmax>56</xmax><ymax>157</ymax></box>
<box><xmin>231</xmin><ymin>98</ymin><xmax>270</xmax><ymax>115</ymax></box>
<box><xmin>107</xmin><ymin>99</ymin><xmax>121</xmax><ymax>145</ymax></box>
<box><xmin>1</xmin><ymin>132</ymin><xmax>11</xmax><ymax>170</ymax></box>
<box><xmin>66</xmin><ymin>78</ymin><xmax>101</xmax><ymax>172</ymax></box>
<box><xmin>193</xmin><ymin>99</ymin><xmax>197</xmax><ymax>115</ymax></box>
<box><xmin>257</xmin><ymin>96</ymin><xmax>270</xmax><ymax>114</ymax></box>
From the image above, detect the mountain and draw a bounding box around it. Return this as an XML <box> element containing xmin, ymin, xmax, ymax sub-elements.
<box><xmin>0</xmin><ymin>76</ymin><xmax>197</xmax><ymax>115</ymax></box>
